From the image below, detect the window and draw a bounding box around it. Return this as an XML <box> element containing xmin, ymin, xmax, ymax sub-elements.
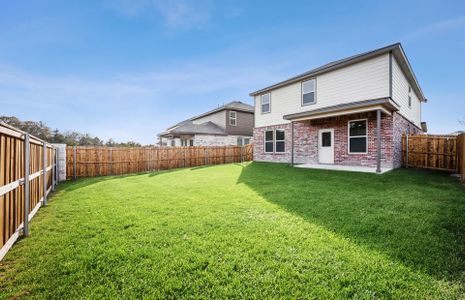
<box><xmin>237</xmin><ymin>137</ymin><xmax>251</xmax><ymax>146</ymax></box>
<box><xmin>265</xmin><ymin>130</ymin><xmax>274</xmax><ymax>153</ymax></box>
<box><xmin>408</xmin><ymin>86</ymin><xmax>412</xmax><ymax>108</ymax></box>
<box><xmin>275</xmin><ymin>130</ymin><xmax>285</xmax><ymax>152</ymax></box>
<box><xmin>348</xmin><ymin>120</ymin><xmax>367</xmax><ymax>154</ymax></box>
<box><xmin>181</xmin><ymin>139</ymin><xmax>193</xmax><ymax>146</ymax></box>
<box><xmin>229</xmin><ymin>111</ymin><xmax>237</xmax><ymax>126</ymax></box>
<box><xmin>261</xmin><ymin>93</ymin><xmax>271</xmax><ymax>113</ymax></box>
<box><xmin>302</xmin><ymin>79</ymin><xmax>316</xmax><ymax>105</ymax></box>
<box><xmin>170</xmin><ymin>140</ymin><xmax>175</xmax><ymax>147</ymax></box>
<box><xmin>322</xmin><ymin>132</ymin><xmax>331</xmax><ymax>147</ymax></box>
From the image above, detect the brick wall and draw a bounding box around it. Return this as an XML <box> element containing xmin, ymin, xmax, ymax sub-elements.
<box><xmin>194</xmin><ymin>134</ymin><xmax>251</xmax><ymax>146</ymax></box>
<box><xmin>392</xmin><ymin>112</ymin><xmax>423</xmax><ymax>168</ymax></box>
<box><xmin>254</xmin><ymin>111</ymin><xmax>421</xmax><ymax>169</ymax></box>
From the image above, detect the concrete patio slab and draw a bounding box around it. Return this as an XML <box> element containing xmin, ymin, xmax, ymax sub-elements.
<box><xmin>294</xmin><ymin>163</ymin><xmax>393</xmax><ymax>174</ymax></box>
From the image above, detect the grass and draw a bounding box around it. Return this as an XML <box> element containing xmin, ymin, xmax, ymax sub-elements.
<box><xmin>1</xmin><ymin>162</ymin><xmax>465</xmax><ymax>299</ymax></box>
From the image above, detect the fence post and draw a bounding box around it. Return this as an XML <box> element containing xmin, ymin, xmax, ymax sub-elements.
<box><xmin>240</xmin><ymin>146</ymin><xmax>243</xmax><ymax>163</ymax></box>
<box><xmin>43</xmin><ymin>142</ymin><xmax>47</xmax><ymax>206</ymax></box>
<box><xmin>406</xmin><ymin>134</ymin><xmax>409</xmax><ymax>168</ymax></box>
<box><xmin>184</xmin><ymin>147</ymin><xmax>187</xmax><ymax>168</ymax></box>
<box><xmin>23</xmin><ymin>133</ymin><xmax>30</xmax><ymax>237</ymax></box>
<box><xmin>73</xmin><ymin>146</ymin><xmax>77</xmax><ymax>180</ymax></box>
<box><xmin>52</xmin><ymin>147</ymin><xmax>56</xmax><ymax>191</ymax></box>
<box><xmin>109</xmin><ymin>148</ymin><xmax>113</xmax><ymax>176</ymax></box>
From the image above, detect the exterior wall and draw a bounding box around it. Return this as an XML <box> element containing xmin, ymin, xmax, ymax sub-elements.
<box><xmin>392</xmin><ymin>56</ymin><xmax>422</xmax><ymax>127</ymax></box>
<box><xmin>225</xmin><ymin>110</ymin><xmax>254</xmax><ymax>136</ymax></box>
<box><xmin>193</xmin><ymin>134</ymin><xmax>252</xmax><ymax>147</ymax></box>
<box><xmin>392</xmin><ymin>112</ymin><xmax>423</xmax><ymax>168</ymax></box>
<box><xmin>160</xmin><ymin>137</ymin><xmax>181</xmax><ymax>147</ymax></box>
<box><xmin>192</xmin><ymin>111</ymin><xmax>226</xmax><ymax>129</ymax></box>
<box><xmin>254</xmin><ymin>54</ymin><xmax>390</xmax><ymax>128</ymax></box>
<box><xmin>52</xmin><ymin>143</ymin><xmax>67</xmax><ymax>182</ymax></box>
<box><xmin>254</xmin><ymin>111</ymin><xmax>421</xmax><ymax>169</ymax></box>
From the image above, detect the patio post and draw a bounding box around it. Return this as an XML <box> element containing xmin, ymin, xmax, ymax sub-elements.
<box><xmin>376</xmin><ymin>109</ymin><xmax>381</xmax><ymax>173</ymax></box>
<box><xmin>291</xmin><ymin>122</ymin><xmax>295</xmax><ymax>166</ymax></box>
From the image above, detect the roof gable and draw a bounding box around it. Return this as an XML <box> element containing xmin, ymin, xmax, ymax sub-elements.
<box><xmin>250</xmin><ymin>43</ymin><xmax>426</xmax><ymax>102</ymax></box>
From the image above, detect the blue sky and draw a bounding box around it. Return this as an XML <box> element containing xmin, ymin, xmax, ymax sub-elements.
<box><xmin>1</xmin><ymin>0</ymin><xmax>464</xmax><ymax>144</ymax></box>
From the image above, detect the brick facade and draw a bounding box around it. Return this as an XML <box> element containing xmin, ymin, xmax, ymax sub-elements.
<box><xmin>253</xmin><ymin>111</ymin><xmax>421</xmax><ymax>169</ymax></box>
<box><xmin>194</xmin><ymin>134</ymin><xmax>252</xmax><ymax>147</ymax></box>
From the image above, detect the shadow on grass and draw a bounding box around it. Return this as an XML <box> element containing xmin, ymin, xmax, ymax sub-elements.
<box><xmin>237</xmin><ymin>162</ymin><xmax>465</xmax><ymax>282</ymax></box>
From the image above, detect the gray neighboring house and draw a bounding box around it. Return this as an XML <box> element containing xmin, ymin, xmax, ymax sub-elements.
<box><xmin>158</xmin><ymin>101</ymin><xmax>254</xmax><ymax>147</ymax></box>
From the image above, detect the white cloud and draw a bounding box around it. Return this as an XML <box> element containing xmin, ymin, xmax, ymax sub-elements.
<box><xmin>104</xmin><ymin>0</ymin><xmax>213</xmax><ymax>30</ymax></box>
<box><xmin>405</xmin><ymin>16</ymin><xmax>465</xmax><ymax>40</ymax></box>
<box><xmin>0</xmin><ymin>52</ymin><xmax>295</xmax><ymax>144</ymax></box>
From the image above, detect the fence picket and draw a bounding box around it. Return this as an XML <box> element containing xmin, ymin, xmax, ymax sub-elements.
<box><xmin>402</xmin><ymin>134</ymin><xmax>463</xmax><ymax>173</ymax></box>
<box><xmin>66</xmin><ymin>144</ymin><xmax>253</xmax><ymax>180</ymax></box>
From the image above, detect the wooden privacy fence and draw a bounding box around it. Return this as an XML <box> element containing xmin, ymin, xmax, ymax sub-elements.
<box><xmin>402</xmin><ymin>134</ymin><xmax>464</xmax><ymax>174</ymax></box>
<box><xmin>67</xmin><ymin>144</ymin><xmax>253</xmax><ymax>179</ymax></box>
<box><xmin>457</xmin><ymin>134</ymin><xmax>465</xmax><ymax>181</ymax></box>
<box><xmin>0</xmin><ymin>122</ymin><xmax>58</xmax><ymax>260</ymax></box>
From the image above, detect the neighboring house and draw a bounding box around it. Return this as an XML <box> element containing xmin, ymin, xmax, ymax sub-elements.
<box><xmin>250</xmin><ymin>43</ymin><xmax>427</xmax><ymax>172</ymax></box>
<box><xmin>158</xmin><ymin>101</ymin><xmax>254</xmax><ymax>147</ymax></box>
<box><xmin>449</xmin><ymin>131</ymin><xmax>464</xmax><ymax>136</ymax></box>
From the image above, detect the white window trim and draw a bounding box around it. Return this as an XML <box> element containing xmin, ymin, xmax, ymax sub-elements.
<box><xmin>348</xmin><ymin>119</ymin><xmax>368</xmax><ymax>154</ymax></box>
<box><xmin>229</xmin><ymin>111</ymin><xmax>237</xmax><ymax>126</ymax></box>
<box><xmin>301</xmin><ymin>78</ymin><xmax>317</xmax><ymax>106</ymax></box>
<box><xmin>275</xmin><ymin>129</ymin><xmax>285</xmax><ymax>153</ymax></box>
<box><xmin>261</xmin><ymin>93</ymin><xmax>271</xmax><ymax>114</ymax></box>
<box><xmin>264</xmin><ymin>130</ymin><xmax>274</xmax><ymax>153</ymax></box>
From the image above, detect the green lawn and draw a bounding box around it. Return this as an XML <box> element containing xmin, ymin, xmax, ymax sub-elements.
<box><xmin>1</xmin><ymin>162</ymin><xmax>465</xmax><ymax>299</ymax></box>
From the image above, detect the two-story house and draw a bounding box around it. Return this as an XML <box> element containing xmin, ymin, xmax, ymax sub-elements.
<box><xmin>250</xmin><ymin>43</ymin><xmax>427</xmax><ymax>172</ymax></box>
<box><xmin>158</xmin><ymin>101</ymin><xmax>254</xmax><ymax>147</ymax></box>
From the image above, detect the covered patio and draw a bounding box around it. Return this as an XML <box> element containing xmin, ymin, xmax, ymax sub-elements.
<box><xmin>284</xmin><ymin>98</ymin><xmax>400</xmax><ymax>173</ymax></box>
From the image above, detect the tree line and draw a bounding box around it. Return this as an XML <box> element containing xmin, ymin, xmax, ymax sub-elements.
<box><xmin>0</xmin><ymin>116</ymin><xmax>143</xmax><ymax>147</ymax></box>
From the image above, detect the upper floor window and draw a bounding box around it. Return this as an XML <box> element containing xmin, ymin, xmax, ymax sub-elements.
<box><xmin>229</xmin><ymin>111</ymin><xmax>237</xmax><ymax>126</ymax></box>
<box><xmin>261</xmin><ymin>93</ymin><xmax>271</xmax><ymax>113</ymax></box>
<box><xmin>302</xmin><ymin>79</ymin><xmax>316</xmax><ymax>106</ymax></box>
<box><xmin>408</xmin><ymin>86</ymin><xmax>412</xmax><ymax>108</ymax></box>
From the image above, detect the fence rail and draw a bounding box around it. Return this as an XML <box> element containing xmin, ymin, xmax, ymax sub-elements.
<box><xmin>0</xmin><ymin>122</ymin><xmax>57</xmax><ymax>260</ymax></box>
<box><xmin>66</xmin><ymin>144</ymin><xmax>253</xmax><ymax>179</ymax></box>
<box><xmin>402</xmin><ymin>134</ymin><xmax>462</xmax><ymax>173</ymax></box>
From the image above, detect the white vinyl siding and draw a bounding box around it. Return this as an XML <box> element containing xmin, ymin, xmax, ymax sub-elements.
<box><xmin>192</xmin><ymin>111</ymin><xmax>226</xmax><ymax>129</ymax></box>
<box><xmin>254</xmin><ymin>54</ymin><xmax>390</xmax><ymax>128</ymax></box>
<box><xmin>392</xmin><ymin>56</ymin><xmax>421</xmax><ymax>128</ymax></box>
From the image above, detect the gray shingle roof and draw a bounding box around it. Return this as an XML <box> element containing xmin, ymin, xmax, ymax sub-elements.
<box><xmin>159</xmin><ymin>101</ymin><xmax>253</xmax><ymax>137</ymax></box>
<box><xmin>159</xmin><ymin>121</ymin><xmax>226</xmax><ymax>136</ymax></box>
<box><xmin>190</xmin><ymin>101</ymin><xmax>253</xmax><ymax>121</ymax></box>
